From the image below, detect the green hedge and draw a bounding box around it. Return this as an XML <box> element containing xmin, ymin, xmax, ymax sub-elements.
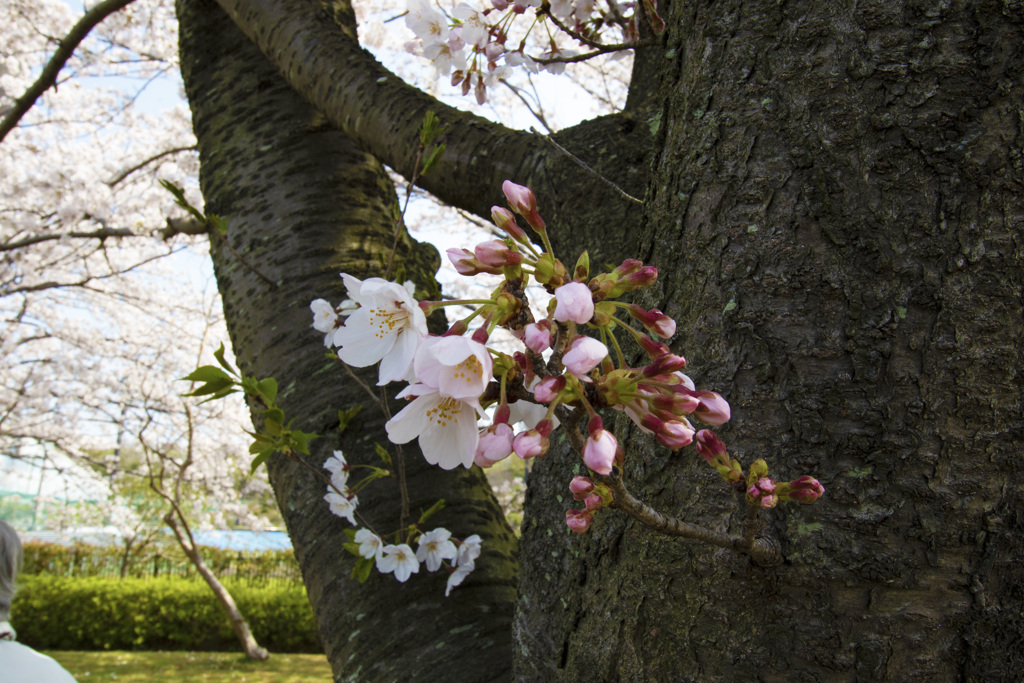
<box><xmin>11</xmin><ymin>575</ymin><xmax>320</xmax><ymax>653</ymax></box>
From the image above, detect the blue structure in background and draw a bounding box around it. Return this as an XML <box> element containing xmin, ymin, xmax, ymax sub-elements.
<box><xmin>190</xmin><ymin>530</ymin><xmax>292</xmax><ymax>551</ymax></box>
<box><xmin>18</xmin><ymin>528</ymin><xmax>292</xmax><ymax>552</ymax></box>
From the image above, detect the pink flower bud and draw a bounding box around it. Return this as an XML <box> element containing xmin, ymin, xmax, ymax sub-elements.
<box><xmin>638</xmin><ymin>335</ymin><xmax>672</xmax><ymax>359</ymax></box>
<box><xmin>562</xmin><ymin>336</ymin><xmax>607</xmax><ymax>380</ymax></box>
<box><xmin>643</xmin><ymin>353</ymin><xmax>688</xmax><ymax>377</ymax></box>
<box><xmin>493</xmin><ymin>403</ymin><xmax>511</xmax><ymax>425</ymax></box>
<box><xmin>513</xmin><ymin>428</ymin><xmax>549</xmax><ymax>459</ymax></box>
<box><xmin>502</xmin><ymin>180</ymin><xmax>546</xmax><ymax>232</ymax></box>
<box><xmin>627</xmin><ymin>305</ymin><xmax>677</xmax><ymax>339</ymax></box>
<box><xmin>620</xmin><ymin>266</ymin><xmax>658</xmax><ymax>291</ymax></box>
<box><xmin>782</xmin><ymin>476</ymin><xmax>825</xmax><ymax>504</ymax></box>
<box><xmin>569</xmin><ymin>475</ymin><xmax>595</xmax><ymax>500</ymax></box>
<box><xmin>447</xmin><ymin>247</ymin><xmax>501</xmax><ymax>276</ymax></box>
<box><xmin>695</xmin><ymin>430</ymin><xmax>728</xmax><ymax>466</ymax></box>
<box><xmin>513</xmin><ymin>351</ymin><xmax>535</xmax><ymax>387</ymax></box>
<box><xmin>655</xmin><ymin>420</ymin><xmax>695</xmax><ymax>450</ymax></box>
<box><xmin>565</xmin><ymin>509</ymin><xmax>594</xmax><ymax>534</ymax></box>
<box><xmin>650</xmin><ymin>392</ymin><xmax>701</xmax><ymax>416</ymax></box>
<box><xmin>584</xmin><ymin>494</ymin><xmax>604</xmax><ymax>511</ymax></box>
<box><xmin>583</xmin><ymin>429</ymin><xmax>617</xmax><ymax>475</ymax></box>
<box><xmin>491</xmin><ymin>206</ymin><xmax>528</xmax><ymax>243</ymax></box>
<box><xmin>475</xmin><ymin>423</ymin><xmax>514</xmax><ymax>467</ymax></box>
<box><xmin>524</xmin><ymin>321</ymin><xmax>552</xmax><ymax>353</ymax></box>
<box><xmin>475</xmin><ymin>240</ymin><xmax>522</xmax><ymax>268</ymax></box>
<box><xmin>533</xmin><ymin>375</ymin><xmax>566</xmax><ymax>403</ymax></box>
<box><xmin>553</xmin><ymin>282</ymin><xmax>595</xmax><ymax>324</ymax></box>
<box><xmin>746</xmin><ymin>476</ymin><xmax>778</xmax><ymax>508</ymax></box>
<box><xmin>444</xmin><ymin>319</ymin><xmax>469</xmax><ymax>337</ymax></box>
<box><xmin>694</xmin><ymin>391</ymin><xmax>731</xmax><ymax>425</ymax></box>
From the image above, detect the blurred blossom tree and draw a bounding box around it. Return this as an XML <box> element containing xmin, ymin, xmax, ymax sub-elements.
<box><xmin>3</xmin><ymin>0</ymin><xmax>1023</xmax><ymax>680</ymax></box>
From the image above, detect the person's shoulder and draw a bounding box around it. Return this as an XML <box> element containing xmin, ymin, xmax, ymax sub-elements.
<box><xmin>0</xmin><ymin>639</ymin><xmax>77</xmax><ymax>682</ymax></box>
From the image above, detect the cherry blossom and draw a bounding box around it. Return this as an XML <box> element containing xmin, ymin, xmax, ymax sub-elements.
<box><xmin>324</xmin><ymin>490</ymin><xmax>359</xmax><ymax>525</ymax></box>
<box><xmin>412</xmin><ymin>335</ymin><xmax>492</xmax><ymax>400</ymax></box>
<box><xmin>445</xmin><ymin>564</ymin><xmax>474</xmax><ymax>596</ymax></box>
<box><xmin>456</xmin><ymin>534</ymin><xmax>483</xmax><ymax>567</ymax></box>
<box><xmin>332</xmin><ymin>273</ymin><xmax>429</xmax><ymax>385</ymax></box>
<box><xmin>416</xmin><ymin>528</ymin><xmax>458</xmax><ymax>571</ymax></box>
<box><xmin>377</xmin><ymin>544</ymin><xmax>421</xmax><ymax>582</ymax></box>
<box><xmin>323</xmin><ymin>450</ymin><xmax>349</xmax><ymax>490</ymax></box>
<box><xmin>310</xmin><ymin>299</ymin><xmax>340</xmax><ymax>346</ymax></box>
<box><xmin>355</xmin><ymin>528</ymin><xmax>384</xmax><ymax>560</ymax></box>
<box><xmin>386</xmin><ymin>386</ymin><xmax>482</xmax><ymax>469</ymax></box>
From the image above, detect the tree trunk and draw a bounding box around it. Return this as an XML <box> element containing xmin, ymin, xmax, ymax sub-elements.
<box><xmin>164</xmin><ymin>512</ymin><xmax>269</xmax><ymax>660</ymax></box>
<box><xmin>517</xmin><ymin>0</ymin><xmax>1024</xmax><ymax>679</ymax></box>
<box><xmin>177</xmin><ymin>0</ymin><xmax>1024</xmax><ymax>679</ymax></box>
<box><xmin>177</xmin><ymin>0</ymin><xmax>519</xmax><ymax>679</ymax></box>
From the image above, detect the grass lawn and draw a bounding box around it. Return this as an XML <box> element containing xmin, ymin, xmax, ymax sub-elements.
<box><xmin>43</xmin><ymin>650</ymin><xmax>332</xmax><ymax>681</ymax></box>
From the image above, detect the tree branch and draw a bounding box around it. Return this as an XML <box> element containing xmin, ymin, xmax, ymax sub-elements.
<box><xmin>210</xmin><ymin>0</ymin><xmax>645</xmax><ymax>227</ymax></box>
<box><xmin>557</xmin><ymin>404</ymin><xmax>783</xmax><ymax>567</ymax></box>
<box><xmin>0</xmin><ymin>0</ymin><xmax>137</xmax><ymax>144</ymax></box>
<box><xmin>1</xmin><ymin>226</ymin><xmax>135</xmax><ymax>252</ymax></box>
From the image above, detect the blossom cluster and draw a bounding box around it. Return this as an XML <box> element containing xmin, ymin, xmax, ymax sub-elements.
<box><xmin>312</xmin><ymin>179</ymin><xmax>824</xmax><ymax>544</ymax></box>
<box><xmin>321</xmin><ymin>450</ymin><xmax>481</xmax><ymax>595</ymax></box>
<box><xmin>403</xmin><ymin>0</ymin><xmax>639</xmax><ymax>102</ymax></box>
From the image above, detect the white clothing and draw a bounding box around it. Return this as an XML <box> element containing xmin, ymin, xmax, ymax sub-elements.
<box><xmin>0</xmin><ymin>621</ymin><xmax>77</xmax><ymax>683</ymax></box>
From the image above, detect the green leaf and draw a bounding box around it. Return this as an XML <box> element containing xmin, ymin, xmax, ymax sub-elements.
<box><xmin>195</xmin><ymin>386</ymin><xmax>238</xmax><ymax>405</ymax></box>
<box><xmin>417</xmin><ymin>498</ymin><xmax>446</xmax><ymax>525</ymax></box>
<box><xmin>250</xmin><ymin>446</ymin><xmax>276</xmax><ymax>473</ymax></box>
<box><xmin>255</xmin><ymin>377</ymin><xmax>278</xmax><ymax>403</ymax></box>
<box><xmin>181</xmin><ymin>366</ymin><xmax>233</xmax><ymax>384</ymax></box>
<box><xmin>374</xmin><ymin>443</ymin><xmax>392</xmax><ymax>466</ymax></box>
<box><xmin>354</xmin><ymin>556</ymin><xmax>374</xmax><ymax>583</ymax></box>
<box><xmin>342</xmin><ymin>542</ymin><xmax>362</xmax><ymax>557</ymax></box>
<box><xmin>181</xmin><ymin>378</ymin><xmax>234</xmax><ymax>398</ymax></box>
<box><xmin>213</xmin><ymin>342</ymin><xmax>236</xmax><ymax>375</ymax></box>
<box><xmin>337</xmin><ymin>406</ymin><xmax>362</xmax><ymax>433</ymax></box>
<box><xmin>342</xmin><ymin>529</ymin><xmax>357</xmax><ymax>542</ymax></box>
<box><xmin>420</xmin><ymin>142</ymin><xmax>445</xmax><ymax>177</ymax></box>
<box><xmin>419</xmin><ymin>110</ymin><xmax>442</xmax><ymax>146</ymax></box>
<box><xmin>159</xmin><ymin>179</ymin><xmax>206</xmax><ymax>223</ymax></box>
<box><xmin>290</xmin><ymin>430</ymin><xmax>318</xmax><ymax>455</ymax></box>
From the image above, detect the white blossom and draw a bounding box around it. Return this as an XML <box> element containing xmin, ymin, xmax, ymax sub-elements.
<box><xmin>416</xmin><ymin>528</ymin><xmax>458</xmax><ymax>571</ymax></box>
<box><xmin>377</xmin><ymin>544</ymin><xmax>420</xmax><ymax>582</ymax></box>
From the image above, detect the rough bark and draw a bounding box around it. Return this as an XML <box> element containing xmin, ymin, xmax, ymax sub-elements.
<box><xmin>517</xmin><ymin>0</ymin><xmax>1024</xmax><ymax>679</ymax></box>
<box><xmin>176</xmin><ymin>0</ymin><xmax>1024</xmax><ymax>679</ymax></box>
<box><xmin>177</xmin><ymin>0</ymin><xmax>518</xmax><ymax>679</ymax></box>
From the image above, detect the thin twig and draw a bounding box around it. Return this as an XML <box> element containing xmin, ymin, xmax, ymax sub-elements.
<box><xmin>557</xmin><ymin>403</ymin><xmax>783</xmax><ymax>567</ymax></box>
<box><xmin>532</xmin><ymin>38</ymin><xmax>658</xmax><ymax>65</ymax></box>
<box><xmin>0</xmin><ymin>0</ymin><xmax>137</xmax><ymax>143</ymax></box>
<box><xmin>532</xmin><ymin>128</ymin><xmax>643</xmax><ymax>205</ymax></box>
<box><xmin>341</xmin><ymin>362</ymin><xmax>385</xmax><ymax>411</ymax></box>
<box><xmin>108</xmin><ymin>145</ymin><xmax>197</xmax><ymax>187</ymax></box>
